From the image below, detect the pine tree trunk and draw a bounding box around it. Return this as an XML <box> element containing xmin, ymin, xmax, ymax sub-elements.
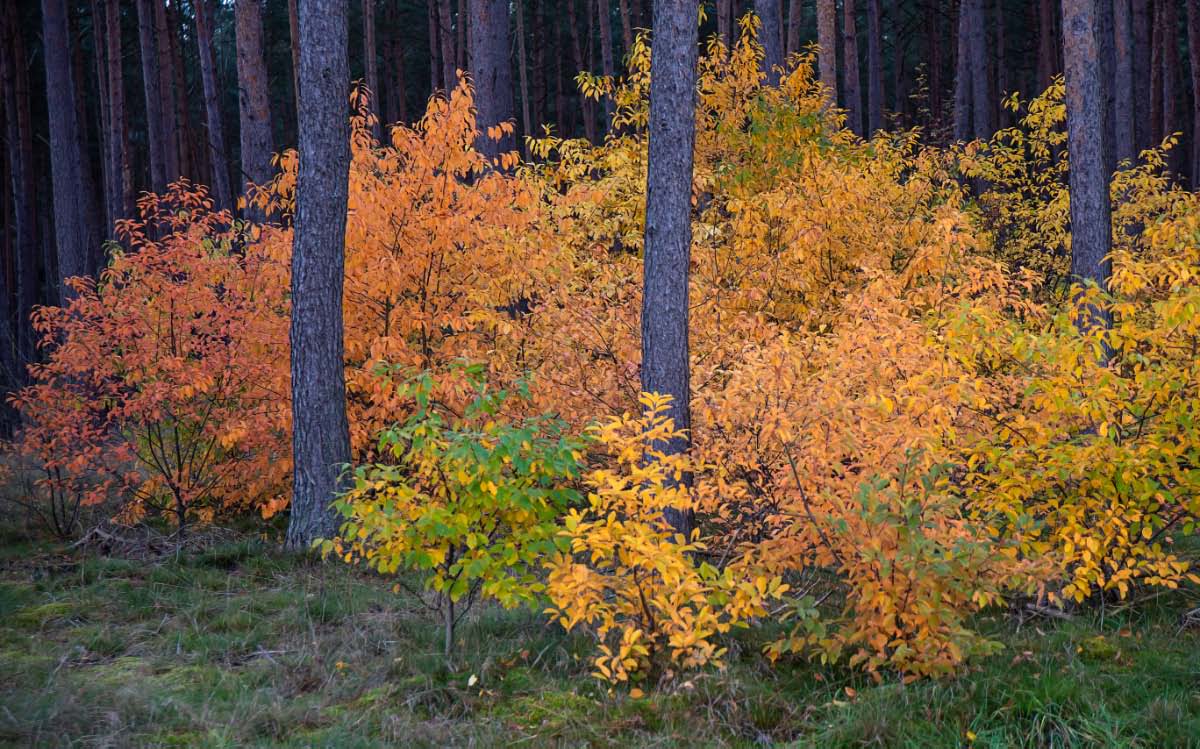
<box><xmin>468</xmin><ymin>0</ymin><xmax>516</xmax><ymax>158</ymax></box>
<box><xmin>1</xmin><ymin>2</ymin><xmax>38</xmax><ymax>368</ymax></box>
<box><xmin>598</xmin><ymin>0</ymin><xmax>616</xmax><ymax>126</ymax></box>
<box><xmin>136</xmin><ymin>0</ymin><xmax>168</xmax><ymax>193</ymax></box>
<box><xmin>817</xmin><ymin>0</ymin><xmax>837</xmax><ymax>107</ymax></box>
<box><xmin>154</xmin><ymin>0</ymin><xmax>180</xmax><ymax>184</ymax></box>
<box><xmin>618</xmin><ymin>0</ymin><xmax>634</xmax><ymax>51</ymax></box>
<box><xmin>1112</xmin><ymin>0</ymin><xmax>1136</xmax><ymax>165</ymax></box>
<box><xmin>954</xmin><ymin>0</ymin><xmax>972</xmax><ymax>140</ymax></box>
<box><xmin>384</xmin><ymin>2</ymin><xmax>407</xmax><ymax>125</ymax></box>
<box><xmin>786</xmin><ymin>0</ymin><xmax>802</xmax><ymax>57</ymax></box>
<box><xmin>1095</xmin><ymin>0</ymin><xmax>1115</xmax><ymax>177</ymax></box>
<box><xmin>1131</xmin><ymin>0</ymin><xmax>1151</xmax><ymax>151</ymax></box>
<box><xmin>1061</xmin><ymin>0</ymin><xmax>1112</xmax><ymax>314</ymax></box>
<box><xmin>1160</xmin><ymin>0</ymin><xmax>1181</xmax><ymax>177</ymax></box>
<box><xmin>842</xmin><ymin>0</ymin><xmax>861</xmax><ymax>134</ymax></box>
<box><xmin>167</xmin><ymin>0</ymin><xmax>194</xmax><ymax>180</ymax></box>
<box><xmin>717</xmin><ymin>0</ymin><xmax>732</xmax><ymax>52</ymax></box>
<box><xmin>1038</xmin><ymin>0</ymin><xmax>1057</xmax><ymax>92</ymax></box>
<box><xmin>361</xmin><ymin>0</ymin><xmax>382</xmax><ymax>139</ymax></box>
<box><xmin>642</xmin><ymin>0</ymin><xmax>698</xmax><ymax>539</ymax></box>
<box><xmin>427</xmin><ymin>0</ymin><xmax>442</xmax><ymax>91</ymax></box>
<box><xmin>927</xmin><ymin>1</ymin><xmax>942</xmax><ymax>124</ymax></box>
<box><xmin>515</xmin><ymin>0</ymin><xmax>533</xmax><ymax>150</ymax></box>
<box><xmin>194</xmin><ymin>0</ymin><xmax>234</xmax><ymax>211</ymax></box>
<box><xmin>757</xmin><ymin>0</ymin><xmax>783</xmax><ymax>85</ymax></box>
<box><xmin>1150</xmin><ymin>0</ymin><xmax>1162</xmax><ymax>146</ymax></box>
<box><xmin>532</xmin><ymin>0</ymin><xmax>546</xmax><ymax>128</ymax></box>
<box><xmin>438</xmin><ymin>0</ymin><xmax>456</xmax><ymax>90</ymax></box>
<box><xmin>287</xmin><ymin>0</ymin><xmax>353</xmax><ymax>551</ymax></box>
<box><xmin>993</xmin><ymin>0</ymin><xmax>1006</xmax><ymax>127</ymax></box>
<box><xmin>91</xmin><ymin>0</ymin><xmax>112</xmax><ymax>233</ymax></box>
<box><xmin>1188</xmin><ymin>0</ymin><xmax>1200</xmax><ymax>184</ymax></box>
<box><xmin>42</xmin><ymin>0</ymin><xmax>96</xmax><ymax>299</ymax></box>
<box><xmin>567</xmin><ymin>0</ymin><xmax>596</xmax><ymax>142</ymax></box>
<box><xmin>235</xmin><ymin>0</ymin><xmax>274</xmax><ymax>206</ymax></box>
<box><xmin>866</xmin><ymin>0</ymin><xmax>883</xmax><ymax>133</ymax></box>
<box><xmin>968</xmin><ymin>0</ymin><xmax>990</xmax><ymax>140</ymax></box>
<box><xmin>457</xmin><ymin>0</ymin><xmax>466</xmax><ymax>71</ymax></box>
<box><xmin>289</xmin><ymin>0</ymin><xmax>302</xmax><ymax>106</ymax></box>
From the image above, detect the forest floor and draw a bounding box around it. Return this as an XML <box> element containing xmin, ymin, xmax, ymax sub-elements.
<box><xmin>0</xmin><ymin>527</ymin><xmax>1197</xmax><ymax>748</ymax></box>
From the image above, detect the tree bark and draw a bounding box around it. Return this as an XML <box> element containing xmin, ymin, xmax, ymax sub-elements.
<box><xmin>1095</xmin><ymin>0</ymin><xmax>1115</xmax><ymax>177</ymax></box>
<box><xmin>361</xmin><ymin>0</ymin><xmax>382</xmax><ymax>139</ymax></box>
<box><xmin>866</xmin><ymin>0</ymin><xmax>883</xmax><ymax>133</ymax></box>
<box><xmin>756</xmin><ymin>0</ymin><xmax>783</xmax><ymax>85</ymax></box>
<box><xmin>567</xmin><ymin>0</ymin><xmax>597</xmax><ymax>142</ymax></box>
<box><xmin>154</xmin><ymin>0</ymin><xmax>181</xmax><ymax>184</ymax></box>
<box><xmin>717</xmin><ymin>0</ymin><xmax>732</xmax><ymax>52</ymax></box>
<box><xmin>954</xmin><ymin>0</ymin><xmax>971</xmax><ymax>140</ymax></box>
<box><xmin>1038</xmin><ymin>0</ymin><xmax>1058</xmax><ymax>92</ymax></box>
<box><xmin>167</xmin><ymin>0</ymin><xmax>194</xmax><ymax>180</ymax></box>
<box><xmin>427</xmin><ymin>0</ymin><xmax>442</xmax><ymax>91</ymax></box>
<box><xmin>1112</xmin><ymin>0</ymin><xmax>1136</xmax><ymax>165</ymax></box>
<box><xmin>786</xmin><ymin>0</ymin><xmax>802</xmax><ymax>57</ymax></box>
<box><xmin>288</xmin><ymin>0</ymin><xmax>353</xmax><ymax>550</ymax></box>
<box><xmin>1062</xmin><ymin>0</ymin><xmax>1112</xmax><ymax>317</ymax></box>
<box><xmin>384</xmin><ymin>1</ymin><xmax>407</xmax><ymax>125</ymax></box>
<box><xmin>817</xmin><ymin>0</ymin><xmax>837</xmax><ymax>108</ymax></box>
<box><xmin>927</xmin><ymin>1</ymin><xmax>942</xmax><ymax>124</ymax></box>
<box><xmin>193</xmin><ymin>0</ymin><xmax>234</xmax><ymax>211</ymax></box>
<box><xmin>236</xmin><ymin>0</ymin><xmax>274</xmax><ymax>208</ymax></box>
<box><xmin>136</xmin><ymin>0</ymin><xmax>168</xmax><ymax>193</ymax></box>
<box><xmin>1</xmin><ymin>2</ymin><xmax>38</xmax><ymax>367</ymax></box>
<box><xmin>468</xmin><ymin>0</ymin><xmax>516</xmax><ymax>158</ymax></box>
<box><xmin>598</xmin><ymin>0</ymin><xmax>617</xmax><ymax>126</ymax></box>
<box><xmin>42</xmin><ymin>0</ymin><xmax>96</xmax><ymax>299</ymax></box>
<box><xmin>289</xmin><ymin>0</ymin><xmax>301</xmax><ymax>108</ymax></box>
<box><xmin>1160</xmin><ymin>0</ymin><xmax>1181</xmax><ymax>177</ymax></box>
<box><xmin>968</xmin><ymin>0</ymin><xmax>990</xmax><ymax>140</ymax></box>
<box><xmin>91</xmin><ymin>0</ymin><xmax>112</xmax><ymax>233</ymax></box>
<box><xmin>619</xmin><ymin>0</ymin><xmax>634</xmax><ymax>51</ymax></box>
<box><xmin>438</xmin><ymin>0</ymin><xmax>456</xmax><ymax>90</ymax></box>
<box><xmin>643</xmin><ymin>0</ymin><xmax>697</xmax><ymax>538</ymax></box>
<box><xmin>1131</xmin><ymin>0</ymin><xmax>1151</xmax><ymax>151</ymax></box>
<box><xmin>515</xmin><ymin>0</ymin><xmax>533</xmax><ymax>149</ymax></box>
<box><xmin>1150</xmin><ymin>0</ymin><xmax>1162</xmax><ymax>146</ymax></box>
<box><xmin>1188</xmin><ymin>0</ymin><xmax>1200</xmax><ymax>184</ymax></box>
<box><xmin>842</xmin><ymin>0</ymin><xmax>861</xmax><ymax>134</ymax></box>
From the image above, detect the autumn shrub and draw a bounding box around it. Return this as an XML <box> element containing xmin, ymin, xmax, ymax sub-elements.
<box><xmin>545</xmin><ymin>393</ymin><xmax>787</xmax><ymax>685</ymax></box>
<box><xmin>323</xmin><ymin>362</ymin><xmax>585</xmax><ymax>657</ymax></box>
<box><xmin>7</xmin><ymin>184</ymin><xmax>290</xmax><ymax>532</ymax></box>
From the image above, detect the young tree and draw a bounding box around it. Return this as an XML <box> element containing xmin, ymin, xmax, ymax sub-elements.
<box><xmin>642</xmin><ymin>0</ymin><xmax>698</xmax><ymax>537</ymax></box>
<box><xmin>193</xmin><ymin>0</ymin><xmax>233</xmax><ymax>211</ymax></box>
<box><xmin>1061</xmin><ymin>0</ymin><xmax>1111</xmax><ymax>313</ymax></box>
<box><xmin>468</xmin><ymin>0</ymin><xmax>516</xmax><ymax>157</ymax></box>
<box><xmin>41</xmin><ymin>0</ymin><xmax>96</xmax><ymax>299</ymax></box>
<box><xmin>756</xmin><ymin>0</ymin><xmax>783</xmax><ymax>85</ymax></box>
<box><xmin>288</xmin><ymin>0</ymin><xmax>353</xmax><ymax>549</ymax></box>
<box><xmin>817</xmin><ymin>0</ymin><xmax>838</xmax><ymax>105</ymax></box>
<box><xmin>235</xmin><ymin>0</ymin><xmax>274</xmax><ymax>202</ymax></box>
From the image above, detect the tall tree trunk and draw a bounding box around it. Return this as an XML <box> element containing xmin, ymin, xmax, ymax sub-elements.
<box><xmin>427</xmin><ymin>0</ymin><xmax>442</xmax><ymax>91</ymax></box>
<box><xmin>532</xmin><ymin>0</ymin><xmax>546</xmax><ymax>128</ymax></box>
<box><xmin>619</xmin><ymin>0</ymin><xmax>634</xmax><ymax>51</ymax></box>
<box><xmin>817</xmin><ymin>0</ymin><xmax>837</xmax><ymax>107</ymax></box>
<box><xmin>757</xmin><ymin>0</ymin><xmax>783</xmax><ymax>85</ymax></box>
<box><xmin>136</xmin><ymin>0</ymin><xmax>168</xmax><ymax>192</ymax></box>
<box><xmin>1188</xmin><ymin>0</ymin><xmax>1200</xmax><ymax>184</ymax></box>
<box><xmin>993</xmin><ymin>0</ymin><xmax>1006</xmax><ymax>127</ymax></box>
<box><xmin>842</xmin><ymin>0</ymin><xmax>861</xmax><ymax>134</ymax></box>
<box><xmin>154</xmin><ymin>0</ymin><xmax>180</xmax><ymax>184</ymax></box>
<box><xmin>1150</xmin><ymin>0</ymin><xmax>1162</xmax><ymax>146</ymax></box>
<box><xmin>42</xmin><ymin>0</ymin><xmax>96</xmax><ymax>299</ymax></box>
<box><xmin>1096</xmin><ymin>0</ymin><xmax>1115</xmax><ymax>176</ymax></box>
<box><xmin>384</xmin><ymin>1</ymin><xmax>407</xmax><ymax>125</ymax></box>
<box><xmin>457</xmin><ymin>0</ymin><xmax>467</xmax><ymax>71</ymax></box>
<box><xmin>1160</xmin><ymin>0</ymin><xmax>1181</xmax><ymax>177</ymax></box>
<box><xmin>515</xmin><ymin>0</ymin><xmax>533</xmax><ymax>150</ymax></box>
<box><xmin>567</xmin><ymin>0</ymin><xmax>596</xmax><ymax>142</ymax></box>
<box><xmin>556</xmin><ymin>4</ymin><xmax>569</xmax><ymax>134</ymax></box>
<box><xmin>438</xmin><ymin>0</ymin><xmax>456</xmax><ymax>90</ymax></box>
<box><xmin>954</xmin><ymin>0</ymin><xmax>972</xmax><ymax>140</ymax></box>
<box><xmin>1113</xmin><ymin>0</ymin><xmax>1136</xmax><ymax>165</ymax></box>
<box><xmin>1062</xmin><ymin>0</ymin><xmax>1112</xmax><ymax>324</ymax></box>
<box><xmin>361</xmin><ymin>0</ymin><xmax>382</xmax><ymax>139</ymax></box>
<box><xmin>1038</xmin><ymin>0</ymin><xmax>1058</xmax><ymax>92</ymax></box>
<box><xmin>717</xmin><ymin>0</ymin><xmax>733</xmax><ymax>52</ymax></box>
<box><xmin>598</xmin><ymin>0</ymin><xmax>616</xmax><ymax>126</ymax></box>
<box><xmin>468</xmin><ymin>0</ymin><xmax>516</xmax><ymax>158</ymax></box>
<box><xmin>91</xmin><ymin>0</ymin><xmax>112</xmax><ymax>233</ymax></box>
<box><xmin>866</xmin><ymin>0</ymin><xmax>883</xmax><ymax>133</ymax></box>
<box><xmin>927</xmin><ymin>1</ymin><xmax>942</xmax><ymax>125</ymax></box>
<box><xmin>70</xmin><ymin>3</ymin><xmax>103</xmax><ymax>266</ymax></box>
<box><xmin>1131</xmin><ymin>0</ymin><xmax>1151</xmax><ymax>151</ymax></box>
<box><xmin>642</xmin><ymin>0</ymin><xmax>698</xmax><ymax>538</ymax></box>
<box><xmin>289</xmin><ymin>0</ymin><xmax>301</xmax><ymax>108</ymax></box>
<box><xmin>167</xmin><ymin>0</ymin><xmax>194</xmax><ymax>179</ymax></box>
<box><xmin>1</xmin><ymin>1</ymin><xmax>38</xmax><ymax>368</ymax></box>
<box><xmin>786</xmin><ymin>0</ymin><xmax>802</xmax><ymax>57</ymax></box>
<box><xmin>235</xmin><ymin>0</ymin><xmax>274</xmax><ymax>209</ymax></box>
<box><xmin>193</xmin><ymin>0</ymin><xmax>233</xmax><ymax>211</ymax></box>
<box><xmin>968</xmin><ymin>0</ymin><xmax>990</xmax><ymax>140</ymax></box>
<box><xmin>288</xmin><ymin>0</ymin><xmax>353</xmax><ymax>550</ymax></box>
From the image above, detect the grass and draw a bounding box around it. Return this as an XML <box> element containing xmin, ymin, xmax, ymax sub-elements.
<box><xmin>0</xmin><ymin>533</ymin><xmax>1197</xmax><ymax>747</ymax></box>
